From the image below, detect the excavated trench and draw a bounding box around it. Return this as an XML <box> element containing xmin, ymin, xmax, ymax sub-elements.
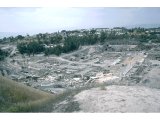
<box><xmin>1</xmin><ymin>44</ymin><xmax>160</xmax><ymax>112</ymax></box>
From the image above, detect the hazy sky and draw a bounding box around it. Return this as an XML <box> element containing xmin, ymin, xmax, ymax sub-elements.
<box><xmin>0</xmin><ymin>7</ymin><xmax>160</xmax><ymax>34</ymax></box>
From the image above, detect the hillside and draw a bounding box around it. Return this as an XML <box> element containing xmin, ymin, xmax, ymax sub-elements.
<box><xmin>1</xmin><ymin>27</ymin><xmax>160</xmax><ymax>112</ymax></box>
<box><xmin>0</xmin><ymin>76</ymin><xmax>54</xmax><ymax>112</ymax></box>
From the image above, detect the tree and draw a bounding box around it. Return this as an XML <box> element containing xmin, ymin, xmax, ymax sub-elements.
<box><xmin>17</xmin><ymin>42</ymin><xmax>27</xmax><ymax>55</ymax></box>
<box><xmin>27</xmin><ymin>41</ymin><xmax>45</xmax><ymax>56</ymax></box>
<box><xmin>0</xmin><ymin>49</ymin><xmax>8</xmax><ymax>61</ymax></box>
<box><xmin>50</xmin><ymin>35</ymin><xmax>62</xmax><ymax>44</ymax></box>
<box><xmin>63</xmin><ymin>36</ymin><xmax>80</xmax><ymax>53</ymax></box>
<box><xmin>100</xmin><ymin>32</ymin><xmax>106</xmax><ymax>43</ymax></box>
<box><xmin>90</xmin><ymin>29</ymin><xmax>96</xmax><ymax>34</ymax></box>
<box><xmin>17</xmin><ymin>41</ymin><xmax>45</xmax><ymax>56</ymax></box>
<box><xmin>16</xmin><ymin>35</ymin><xmax>24</xmax><ymax>40</ymax></box>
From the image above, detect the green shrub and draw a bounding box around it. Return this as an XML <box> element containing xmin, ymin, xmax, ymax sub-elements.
<box><xmin>0</xmin><ymin>49</ymin><xmax>8</xmax><ymax>61</ymax></box>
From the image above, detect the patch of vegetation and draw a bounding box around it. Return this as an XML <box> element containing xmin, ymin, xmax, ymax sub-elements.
<box><xmin>44</xmin><ymin>45</ymin><xmax>63</xmax><ymax>56</ymax></box>
<box><xmin>0</xmin><ymin>76</ymin><xmax>54</xmax><ymax>112</ymax></box>
<box><xmin>14</xmin><ymin>27</ymin><xmax>160</xmax><ymax>56</ymax></box>
<box><xmin>0</xmin><ymin>49</ymin><xmax>8</xmax><ymax>61</ymax></box>
<box><xmin>17</xmin><ymin>41</ymin><xmax>45</xmax><ymax>56</ymax></box>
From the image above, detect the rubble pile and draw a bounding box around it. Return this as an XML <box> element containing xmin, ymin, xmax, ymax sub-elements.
<box><xmin>1</xmin><ymin>43</ymin><xmax>160</xmax><ymax>112</ymax></box>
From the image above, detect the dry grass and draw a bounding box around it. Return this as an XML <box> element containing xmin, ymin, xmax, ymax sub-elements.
<box><xmin>0</xmin><ymin>76</ymin><xmax>55</xmax><ymax>112</ymax></box>
<box><xmin>0</xmin><ymin>76</ymin><xmax>113</xmax><ymax>112</ymax></box>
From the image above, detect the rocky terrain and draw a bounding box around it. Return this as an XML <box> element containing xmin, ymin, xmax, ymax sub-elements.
<box><xmin>1</xmin><ymin>43</ymin><xmax>160</xmax><ymax>112</ymax></box>
<box><xmin>74</xmin><ymin>85</ymin><xmax>160</xmax><ymax>112</ymax></box>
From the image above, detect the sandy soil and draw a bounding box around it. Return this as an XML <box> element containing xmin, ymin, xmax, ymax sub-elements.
<box><xmin>74</xmin><ymin>85</ymin><xmax>160</xmax><ymax>112</ymax></box>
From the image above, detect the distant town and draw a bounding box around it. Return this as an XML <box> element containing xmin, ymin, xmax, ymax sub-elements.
<box><xmin>1</xmin><ymin>27</ymin><xmax>160</xmax><ymax>42</ymax></box>
<box><xmin>0</xmin><ymin>26</ymin><xmax>160</xmax><ymax>57</ymax></box>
